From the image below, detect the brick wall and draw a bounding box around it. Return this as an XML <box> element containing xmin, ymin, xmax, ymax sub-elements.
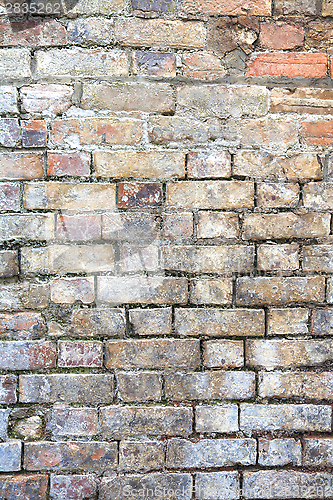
<box><xmin>1</xmin><ymin>0</ymin><xmax>333</xmax><ymax>498</ymax></box>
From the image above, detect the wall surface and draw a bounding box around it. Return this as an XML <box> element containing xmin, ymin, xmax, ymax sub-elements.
<box><xmin>1</xmin><ymin>0</ymin><xmax>333</xmax><ymax>498</ymax></box>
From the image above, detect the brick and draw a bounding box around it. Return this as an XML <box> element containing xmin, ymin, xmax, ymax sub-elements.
<box><xmin>132</xmin><ymin>0</ymin><xmax>176</xmax><ymax>12</ymax></box>
<box><xmin>163</xmin><ymin>213</ymin><xmax>193</xmax><ymax>239</ymax></box>
<box><xmin>268</xmin><ymin>308</ymin><xmax>309</xmax><ymax>336</ymax></box>
<box><xmin>0</xmin><ymin>214</ymin><xmax>54</xmax><ymax>242</ymax></box>
<box><xmin>182</xmin><ymin>52</ymin><xmax>227</xmax><ymax>80</ymax></box>
<box><xmin>0</xmin><ymin>182</ymin><xmax>20</xmax><ymax>211</ymax></box>
<box><xmin>165</xmin><ymin>371</ymin><xmax>255</xmax><ymax>400</ymax></box>
<box><xmin>105</xmin><ymin>338</ymin><xmax>200</xmax><ymax>370</ymax></box>
<box><xmin>178</xmin><ymin>85</ymin><xmax>269</xmax><ymax>119</ymax></box>
<box><xmin>0</xmin><ymin>152</ymin><xmax>43</xmax><ymax>180</ymax></box>
<box><xmin>132</xmin><ymin>51</ymin><xmax>176</xmax><ymax>77</ymax></box>
<box><xmin>196</xmin><ymin>405</ymin><xmax>239</xmax><ymax>433</ymax></box>
<box><xmin>242</xmin><ymin>213</ymin><xmax>330</xmax><ymax>240</ymax></box>
<box><xmin>257</xmin><ymin>183</ymin><xmax>299</xmax><ymax>208</ymax></box>
<box><xmin>22</xmin><ymin>244</ymin><xmax>114</xmax><ymax>274</ymax></box>
<box><xmin>175</xmin><ymin>308</ymin><xmax>264</xmax><ymax>337</ymax></box>
<box><xmin>244</xmin><ymin>470</ymin><xmax>333</xmax><ymax>499</ymax></box>
<box><xmin>20</xmin><ymin>84</ymin><xmax>73</xmax><ymax>114</ymax></box>
<box><xmin>24</xmin><ymin>182</ymin><xmax>116</xmax><ymax>211</ymax></box>
<box><xmin>46</xmin><ymin>407</ymin><xmax>98</xmax><ymax>437</ymax></box>
<box><xmin>0</xmin><ymin>475</ymin><xmax>47</xmax><ymax>500</ymax></box>
<box><xmin>50</xmin><ymin>277</ymin><xmax>94</xmax><ymax>305</ymax></box>
<box><xmin>257</xmin><ymin>244</ymin><xmax>299</xmax><ymax>271</ymax></box>
<box><xmin>197</xmin><ymin>212</ymin><xmax>239</xmax><ymax>239</ymax></box>
<box><xmin>323</xmin><ymin>0</ymin><xmax>333</xmax><ymax>15</ymax></box>
<box><xmin>50</xmin><ymin>308</ymin><xmax>125</xmax><ymax>337</ymax></box>
<box><xmin>258</xmin><ymin>438</ymin><xmax>301</xmax><ymax>466</ymax></box>
<box><xmin>116</xmin><ymin>372</ymin><xmax>162</xmax><ymax>402</ymax></box>
<box><xmin>48</xmin><ymin>152</ymin><xmax>90</xmax><ymax>177</ymax></box>
<box><xmin>303</xmin><ymin>182</ymin><xmax>333</xmax><ymax>208</ymax></box>
<box><xmin>260</xmin><ymin>22</ymin><xmax>304</xmax><ymax>50</ymax></box>
<box><xmin>102</xmin><ymin>212</ymin><xmax>158</xmax><ymax>242</ymax></box>
<box><xmin>51</xmin><ymin>118</ymin><xmax>142</xmax><ymax>146</ymax></box>
<box><xmin>166</xmin><ymin>438</ymin><xmax>256</xmax><ymax>468</ymax></box>
<box><xmin>119</xmin><ymin>441</ymin><xmax>164</xmax><ymax>471</ymax></box>
<box><xmin>58</xmin><ymin>341</ymin><xmax>103</xmax><ymax>367</ymax></box>
<box><xmin>304</xmin><ymin>244</ymin><xmax>333</xmax><ymax>272</ymax></box>
<box><xmin>115</xmin><ymin>18</ymin><xmax>205</xmax><ymax>49</ymax></box>
<box><xmin>0</xmin><ymin>48</ymin><xmax>31</xmax><ymax>78</ymax></box>
<box><xmin>313</xmin><ymin>309</ymin><xmax>333</xmax><ymax>335</ymax></box>
<box><xmin>275</xmin><ymin>0</ymin><xmax>316</xmax><ymax>14</ymax></box>
<box><xmin>0</xmin><ymin>441</ymin><xmax>21</xmax><ymax>472</ymax></box>
<box><xmin>119</xmin><ymin>244</ymin><xmax>159</xmax><ymax>272</ymax></box>
<box><xmin>63</xmin><ymin>0</ymin><xmax>125</xmax><ymax>14</ymax></box>
<box><xmin>0</xmin><ymin>312</ymin><xmax>45</xmax><ymax>340</ymax></box>
<box><xmin>21</xmin><ymin>120</ymin><xmax>47</xmax><ymax>148</ymax></box>
<box><xmin>259</xmin><ymin>371</ymin><xmax>333</xmax><ymax>400</ymax></box>
<box><xmin>99</xmin><ymin>406</ymin><xmax>192</xmax><ymax>438</ymax></box>
<box><xmin>195</xmin><ymin>472</ymin><xmax>240</xmax><ymax>500</ymax></box>
<box><xmin>50</xmin><ymin>475</ymin><xmax>97</xmax><ymax>500</ymax></box>
<box><xmin>95</xmin><ymin>151</ymin><xmax>184</xmax><ymax>180</ymax></box>
<box><xmin>301</xmin><ymin>121</ymin><xmax>333</xmax><ymax>146</ymax></box>
<box><xmin>181</xmin><ymin>0</ymin><xmax>270</xmax><ymax>15</ymax></box>
<box><xmin>237</xmin><ymin>277</ymin><xmax>325</xmax><ymax>306</ymax></box>
<box><xmin>24</xmin><ymin>442</ymin><xmax>117</xmax><ymax>472</ymax></box>
<box><xmin>240</xmin><ymin>404</ymin><xmax>332</xmax><ymax>432</ymax></box>
<box><xmin>0</xmin><ymin>374</ymin><xmax>17</xmax><ymax>403</ymax></box>
<box><xmin>129</xmin><ymin>308</ymin><xmax>171</xmax><ymax>336</ymax></box>
<box><xmin>0</xmin><ymin>341</ymin><xmax>55</xmax><ymax>370</ymax></box>
<box><xmin>207</xmin><ymin>17</ymin><xmax>259</xmax><ymax>58</ymax></box>
<box><xmin>82</xmin><ymin>82</ymin><xmax>174</xmax><ymax>113</ymax></box>
<box><xmin>56</xmin><ymin>214</ymin><xmax>101</xmax><ymax>241</ymax></box>
<box><xmin>100</xmin><ymin>474</ymin><xmax>192</xmax><ymax>500</ymax></box>
<box><xmin>0</xmin><ymin>250</ymin><xmax>18</xmax><ymax>277</ymax></box>
<box><xmin>0</xmin><ymin>408</ymin><xmax>9</xmax><ymax>439</ymax></box>
<box><xmin>0</xmin><ymin>86</ymin><xmax>18</xmax><ymax>113</ymax></box>
<box><xmin>247</xmin><ymin>338</ymin><xmax>333</xmax><ymax>370</ymax></box>
<box><xmin>0</xmin><ymin>282</ymin><xmax>49</xmax><ymax>311</ymax></box>
<box><xmin>241</xmin><ymin>118</ymin><xmax>298</xmax><ymax>149</ymax></box>
<box><xmin>163</xmin><ymin>245</ymin><xmax>254</xmax><ymax>274</ymax></box>
<box><xmin>203</xmin><ymin>340</ymin><xmax>244</xmax><ymax>368</ymax></box>
<box><xmin>35</xmin><ymin>48</ymin><xmax>128</xmax><ymax>77</ymax></box>
<box><xmin>166</xmin><ymin>181</ymin><xmax>254</xmax><ymax>209</ymax></box>
<box><xmin>67</xmin><ymin>18</ymin><xmax>113</xmax><ymax>45</ymax></box>
<box><xmin>304</xmin><ymin>439</ymin><xmax>333</xmax><ymax>466</ymax></box>
<box><xmin>187</xmin><ymin>151</ymin><xmax>231</xmax><ymax>179</ymax></box>
<box><xmin>149</xmin><ymin>116</ymin><xmax>224</xmax><ymax>144</ymax></box>
<box><xmin>0</xmin><ymin>118</ymin><xmax>20</xmax><ymax>147</ymax></box>
<box><xmin>190</xmin><ymin>278</ymin><xmax>232</xmax><ymax>305</ymax></box>
<box><xmin>19</xmin><ymin>374</ymin><xmax>114</xmax><ymax>403</ymax></box>
<box><xmin>271</xmin><ymin>88</ymin><xmax>333</xmax><ymax>114</ymax></box>
<box><xmin>98</xmin><ymin>276</ymin><xmax>188</xmax><ymax>305</ymax></box>
<box><xmin>306</xmin><ymin>20</ymin><xmax>333</xmax><ymax>48</ymax></box>
<box><xmin>247</xmin><ymin>53</ymin><xmax>327</xmax><ymax>78</ymax></box>
<box><xmin>233</xmin><ymin>151</ymin><xmax>322</xmax><ymax>181</ymax></box>
<box><xmin>118</xmin><ymin>182</ymin><xmax>162</xmax><ymax>208</ymax></box>
<box><xmin>0</xmin><ymin>19</ymin><xmax>66</xmax><ymax>46</ymax></box>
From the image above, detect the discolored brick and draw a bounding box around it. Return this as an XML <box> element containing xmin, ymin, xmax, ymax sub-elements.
<box><xmin>48</xmin><ymin>151</ymin><xmax>91</xmax><ymax>177</ymax></box>
<box><xmin>50</xmin><ymin>277</ymin><xmax>94</xmax><ymax>305</ymax></box>
<box><xmin>0</xmin><ymin>250</ymin><xmax>18</xmax><ymax>277</ymax></box>
<box><xmin>0</xmin><ymin>182</ymin><xmax>20</xmax><ymax>211</ymax></box>
<box><xmin>20</xmin><ymin>84</ymin><xmax>73</xmax><ymax>114</ymax></box>
<box><xmin>258</xmin><ymin>438</ymin><xmax>301</xmax><ymax>466</ymax></box>
<box><xmin>260</xmin><ymin>22</ymin><xmax>304</xmax><ymax>50</ymax></box>
<box><xmin>268</xmin><ymin>308</ymin><xmax>309</xmax><ymax>336</ymax></box>
<box><xmin>197</xmin><ymin>212</ymin><xmax>239</xmax><ymax>239</ymax></box>
<box><xmin>118</xmin><ymin>182</ymin><xmax>162</xmax><ymax>208</ymax></box>
<box><xmin>132</xmin><ymin>51</ymin><xmax>176</xmax><ymax>77</ymax></box>
<box><xmin>58</xmin><ymin>341</ymin><xmax>103</xmax><ymax>367</ymax></box>
<box><xmin>129</xmin><ymin>308</ymin><xmax>171</xmax><ymax>335</ymax></box>
<box><xmin>46</xmin><ymin>407</ymin><xmax>98</xmax><ymax>437</ymax></box>
<box><xmin>50</xmin><ymin>475</ymin><xmax>97</xmax><ymax>500</ymax></box>
<box><xmin>0</xmin><ymin>475</ymin><xmax>48</xmax><ymax>500</ymax></box>
<box><xmin>247</xmin><ymin>52</ymin><xmax>327</xmax><ymax>78</ymax></box>
<box><xmin>21</xmin><ymin>120</ymin><xmax>47</xmax><ymax>148</ymax></box>
<box><xmin>195</xmin><ymin>405</ymin><xmax>239</xmax><ymax>433</ymax></box>
<box><xmin>0</xmin><ymin>153</ymin><xmax>43</xmax><ymax>181</ymax></box>
<box><xmin>116</xmin><ymin>372</ymin><xmax>162</xmax><ymax>402</ymax></box>
<box><xmin>257</xmin><ymin>244</ymin><xmax>299</xmax><ymax>271</ymax></box>
<box><xmin>0</xmin><ymin>374</ymin><xmax>17</xmax><ymax>403</ymax></box>
<box><xmin>190</xmin><ymin>278</ymin><xmax>233</xmax><ymax>305</ymax></box>
<box><xmin>259</xmin><ymin>371</ymin><xmax>333</xmax><ymax>400</ymax></box>
<box><xmin>203</xmin><ymin>340</ymin><xmax>244</xmax><ymax>368</ymax></box>
<box><xmin>119</xmin><ymin>441</ymin><xmax>165</xmax><ymax>471</ymax></box>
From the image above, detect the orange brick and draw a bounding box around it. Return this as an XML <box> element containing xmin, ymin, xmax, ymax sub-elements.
<box><xmin>301</xmin><ymin>121</ymin><xmax>333</xmax><ymax>146</ymax></box>
<box><xmin>47</xmin><ymin>152</ymin><xmax>91</xmax><ymax>177</ymax></box>
<box><xmin>246</xmin><ymin>53</ymin><xmax>327</xmax><ymax>78</ymax></box>
<box><xmin>260</xmin><ymin>22</ymin><xmax>304</xmax><ymax>50</ymax></box>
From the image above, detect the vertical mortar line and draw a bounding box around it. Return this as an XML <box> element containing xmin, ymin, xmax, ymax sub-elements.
<box><xmin>264</xmin><ymin>307</ymin><xmax>268</xmax><ymax>337</ymax></box>
<box><xmin>185</xmin><ymin>151</ymin><xmax>188</xmax><ymax>180</ymax></box>
<box><xmin>231</xmin><ymin>274</ymin><xmax>237</xmax><ymax>308</ymax></box>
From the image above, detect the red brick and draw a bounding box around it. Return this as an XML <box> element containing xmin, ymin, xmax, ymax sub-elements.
<box><xmin>260</xmin><ymin>22</ymin><xmax>304</xmax><ymax>50</ymax></box>
<box><xmin>50</xmin><ymin>277</ymin><xmax>94</xmax><ymax>304</ymax></box>
<box><xmin>118</xmin><ymin>182</ymin><xmax>162</xmax><ymax>208</ymax></box>
<box><xmin>0</xmin><ymin>153</ymin><xmax>43</xmax><ymax>180</ymax></box>
<box><xmin>0</xmin><ymin>312</ymin><xmax>46</xmax><ymax>339</ymax></box>
<box><xmin>182</xmin><ymin>52</ymin><xmax>227</xmax><ymax>80</ymax></box>
<box><xmin>58</xmin><ymin>341</ymin><xmax>103</xmax><ymax>367</ymax></box>
<box><xmin>181</xmin><ymin>0</ymin><xmax>271</xmax><ymax>15</ymax></box>
<box><xmin>0</xmin><ymin>341</ymin><xmax>56</xmax><ymax>370</ymax></box>
<box><xmin>56</xmin><ymin>215</ymin><xmax>101</xmax><ymax>241</ymax></box>
<box><xmin>0</xmin><ymin>182</ymin><xmax>20</xmax><ymax>211</ymax></box>
<box><xmin>246</xmin><ymin>53</ymin><xmax>327</xmax><ymax>78</ymax></box>
<box><xmin>0</xmin><ymin>19</ymin><xmax>66</xmax><ymax>46</ymax></box>
<box><xmin>50</xmin><ymin>475</ymin><xmax>97</xmax><ymax>500</ymax></box>
<box><xmin>21</xmin><ymin>120</ymin><xmax>47</xmax><ymax>148</ymax></box>
<box><xmin>301</xmin><ymin>120</ymin><xmax>333</xmax><ymax>146</ymax></box>
<box><xmin>48</xmin><ymin>151</ymin><xmax>90</xmax><ymax>177</ymax></box>
<box><xmin>0</xmin><ymin>374</ymin><xmax>17</xmax><ymax>403</ymax></box>
<box><xmin>0</xmin><ymin>475</ymin><xmax>48</xmax><ymax>500</ymax></box>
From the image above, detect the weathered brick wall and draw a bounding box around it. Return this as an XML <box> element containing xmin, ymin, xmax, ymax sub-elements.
<box><xmin>1</xmin><ymin>0</ymin><xmax>333</xmax><ymax>498</ymax></box>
